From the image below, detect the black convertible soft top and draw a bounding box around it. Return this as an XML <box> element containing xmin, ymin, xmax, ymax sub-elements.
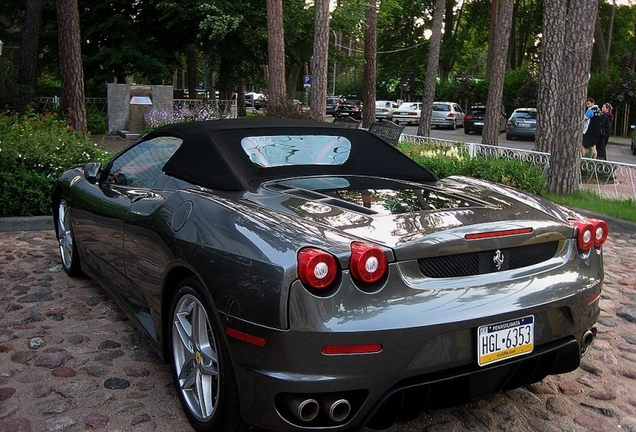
<box><xmin>149</xmin><ymin>117</ymin><xmax>437</xmax><ymax>191</ymax></box>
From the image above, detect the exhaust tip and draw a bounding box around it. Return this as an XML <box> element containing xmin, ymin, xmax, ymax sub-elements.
<box><xmin>581</xmin><ymin>328</ymin><xmax>596</xmax><ymax>356</ymax></box>
<box><xmin>324</xmin><ymin>398</ymin><xmax>351</xmax><ymax>423</ymax></box>
<box><xmin>288</xmin><ymin>397</ymin><xmax>319</xmax><ymax>422</ymax></box>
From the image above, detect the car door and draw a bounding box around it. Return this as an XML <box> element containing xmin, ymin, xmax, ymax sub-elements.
<box><xmin>453</xmin><ymin>103</ymin><xmax>465</xmax><ymax>126</ymax></box>
<box><xmin>78</xmin><ymin>136</ymin><xmax>180</xmax><ymax>308</ymax></box>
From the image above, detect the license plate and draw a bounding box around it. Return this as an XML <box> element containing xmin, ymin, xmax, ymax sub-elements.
<box><xmin>474</xmin><ymin>122</ymin><xmax>484</xmax><ymax>126</ymax></box>
<box><xmin>477</xmin><ymin>316</ymin><xmax>534</xmax><ymax>366</ymax></box>
<box><xmin>518</xmin><ymin>123</ymin><xmax>531</xmax><ymax>127</ymax></box>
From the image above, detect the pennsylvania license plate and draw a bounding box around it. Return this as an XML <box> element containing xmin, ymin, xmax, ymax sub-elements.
<box><xmin>477</xmin><ymin>316</ymin><xmax>534</xmax><ymax>366</ymax></box>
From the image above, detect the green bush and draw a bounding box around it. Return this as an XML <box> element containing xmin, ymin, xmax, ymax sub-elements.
<box><xmin>397</xmin><ymin>140</ymin><xmax>547</xmax><ymax>195</ymax></box>
<box><xmin>0</xmin><ymin>111</ymin><xmax>110</xmax><ymax>217</ymax></box>
<box><xmin>86</xmin><ymin>106</ymin><xmax>107</xmax><ymax>134</ymax></box>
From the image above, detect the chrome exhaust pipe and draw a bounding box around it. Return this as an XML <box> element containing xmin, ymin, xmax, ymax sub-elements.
<box><xmin>322</xmin><ymin>397</ymin><xmax>351</xmax><ymax>423</ymax></box>
<box><xmin>581</xmin><ymin>327</ymin><xmax>597</xmax><ymax>356</ymax></box>
<box><xmin>287</xmin><ymin>396</ymin><xmax>319</xmax><ymax>422</ymax></box>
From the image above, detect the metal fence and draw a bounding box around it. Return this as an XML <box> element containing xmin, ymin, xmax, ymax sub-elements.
<box><xmin>37</xmin><ymin>97</ymin><xmax>108</xmax><ymax>113</ymax></box>
<box><xmin>400</xmin><ymin>133</ymin><xmax>636</xmax><ymax>202</ymax></box>
<box><xmin>36</xmin><ymin>97</ymin><xmax>237</xmax><ymax>118</ymax></box>
<box><xmin>173</xmin><ymin>99</ymin><xmax>237</xmax><ymax>118</ymax></box>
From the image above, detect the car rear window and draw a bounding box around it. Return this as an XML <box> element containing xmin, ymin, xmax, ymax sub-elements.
<box><xmin>241</xmin><ymin>135</ymin><xmax>352</xmax><ymax>167</ymax></box>
<box><xmin>513</xmin><ymin>111</ymin><xmax>537</xmax><ymax>119</ymax></box>
<box><xmin>433</xmin><ymin>104</ymin><xmax>450</xmax><ymax>111</ymax></box>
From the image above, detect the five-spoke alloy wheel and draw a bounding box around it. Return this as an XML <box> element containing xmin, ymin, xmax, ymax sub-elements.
<box><xmin>57</xmin><ymin>198</ymin><xmax>81</xmax><ymax>276</ymax></box>
<box><xmin>169</xmin><ymin>278</ymin><xmax>243</xmax><ymax>432</ymax></box>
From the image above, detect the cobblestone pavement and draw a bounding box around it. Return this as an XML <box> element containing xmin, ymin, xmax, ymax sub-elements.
<box><xmin>1</xmin><ymin>227</ymin><xmax>636</xmax><ymax>432</ymax></box>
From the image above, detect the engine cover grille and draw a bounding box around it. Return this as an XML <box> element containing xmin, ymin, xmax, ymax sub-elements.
<box><xmin>417</xmin><ymin>241</ymin><xmax>560</xmax><ymax>278</ymax></box>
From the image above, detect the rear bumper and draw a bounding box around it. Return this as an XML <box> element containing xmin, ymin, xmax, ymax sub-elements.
<box><xmin>224</xmin><ymin>273</ymin><xmax>601</xmax><ymax>430</ymax></box>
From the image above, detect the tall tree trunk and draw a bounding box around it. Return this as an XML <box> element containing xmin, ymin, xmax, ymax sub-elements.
<box><xmin>486</xmin><ymin>0</ymin><xmax>498</xmax><ymax>78</ymax></box>
<box><xmin>57</xmin><ymin>0</ymin><xmax>86</xmax><ymax>135</ymax></box>
<box><xmin>536</xmin><ymin>1</ymin><xmax>566</xmax><ymax>155</ymax></box>
<box><xmin>482</xmin><ymin>0</ymin><xmax>513</xmax><ymax>146</ymax></box>
<box><xmin>310</xmin><ymin>0</ymin><xmax>330</xmax><ymax>122</ymax></box>
<box><xmin>417</xmin><ymin>0</ymin><xmax>445</xmax><ymax>137</ymax></box>
<box><xmin>186</xmin><ymin>43</ymin><xmax>198</xmax><ymax>100</ymax></box>
<box><xmin>538</xmin><ymin>0</ymin><xmax>598</xmax><ymax>194</ymax></box>
<box><xmin>18</xmin><ymin>0</ymin><xmax>44</xmax><ymax>94</ymax></box>
<box><xmin>362</xmin><ymin>0</ymin><xmax>377</xmax><ymax>129</ymax></box>
<box><xmin>595</xmin><ymin>14</ymin><xmax>609</xmax><ymax>73</ymax></box>
<box><xmin>267</xmin><ymin>0</ymin><xmax>286</xmax><ymax>105</ymax></box>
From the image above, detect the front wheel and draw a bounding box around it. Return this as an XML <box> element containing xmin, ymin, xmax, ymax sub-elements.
<box><xmin>169</xmin><ymin>278</ymin><xmax>246</xmax><ymax>432</ymax></box>
<box><xmin>57</xmin><ymin>198</ymin><xmax>82</xmax><ymax>276</ymax></box>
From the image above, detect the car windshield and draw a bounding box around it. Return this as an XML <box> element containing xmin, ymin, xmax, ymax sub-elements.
<box><xmin>241</xmin><ymin>135</ymin><xmax>352</xmax><ymax>167</ymax></box>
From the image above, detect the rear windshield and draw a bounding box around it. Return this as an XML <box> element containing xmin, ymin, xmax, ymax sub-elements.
<box><xmin>433</xmin><ymin>104</ymin><xmax>451</xmax><ymax>111</ymax></box>
<box><xmin>241</xmin><ymin>135</ymin><xmax>352</xmax><ymax>167</ymax></box>
<box><xmin>513</xmin><ymin>111</ymin><xmax>537</xmax><ymax>119</ymax></box>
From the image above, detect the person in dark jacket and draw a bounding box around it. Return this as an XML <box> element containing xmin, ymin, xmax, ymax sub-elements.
<box><xmin>596</xmin><ymin>102</ymin><xmax>614</xmax><ymax>160</ymax></box>
<box><xmin>582</xmin><ymin>98</ymin><xmax>603</xmax><ymax>158</ymax></box>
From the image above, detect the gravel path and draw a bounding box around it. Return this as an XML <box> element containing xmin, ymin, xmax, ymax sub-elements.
<box><xmin>1</xmin><ymin>227</ymin><xmax>636</xmax><ymax>432</ymax></box>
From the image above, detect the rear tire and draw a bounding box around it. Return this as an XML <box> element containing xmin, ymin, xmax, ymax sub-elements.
<box><xmin>56</xmin><ymin>198</ymin><xmax>82</xmax><ymax>276</ymax></box>
<box><xmin>169</xmin><ymin>277</ymin><xmax>247</xmax><ymax>432</ymax></box>
<box><xmin>464</xmin><ymin>127</ymin><xmax>470</xmax><ymax>134</ymax></box>
<box><xmin>449</xmin><ymin>121</ymin><xmax>456</xmax><ymax>130</ymax></box>
<box><xmin>506</xmin><ymin>134</ymin><xmax>513</xmax><ymax>140</ymax></box>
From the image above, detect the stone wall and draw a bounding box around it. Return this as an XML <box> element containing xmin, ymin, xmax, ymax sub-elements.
<box><xmin>107</xmin><ymin>84</ymin><xmax>173</xmax><ymax>134</ymax></box>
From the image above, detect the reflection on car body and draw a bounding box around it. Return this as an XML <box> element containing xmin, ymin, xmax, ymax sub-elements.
<box><xmin>53</xmin><ymin>118</ymin><xmax>607</xmax><ymax>432</ymax></box>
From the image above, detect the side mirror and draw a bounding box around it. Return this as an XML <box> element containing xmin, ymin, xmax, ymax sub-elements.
<box><xmin>84</xmin><ymin>162</ymin><xmax>102</xmax><ymax>184</ymax></box>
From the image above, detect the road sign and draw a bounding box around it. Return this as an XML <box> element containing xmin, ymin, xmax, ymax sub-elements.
<box><xmin>303</xmin><ymin>75</ymin><xmax>312</xmax><ymax>87</ymax></box>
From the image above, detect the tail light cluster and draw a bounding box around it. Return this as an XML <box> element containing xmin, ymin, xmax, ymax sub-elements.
<box><xmin>297</xmin><ymin>243</ymin><xmax>387</xmax><ymax>291</ymax></box>
<box><xmin>571</xmin><ymin>218</ymin><xmax>608</xmax><ymax>252</ymax></box>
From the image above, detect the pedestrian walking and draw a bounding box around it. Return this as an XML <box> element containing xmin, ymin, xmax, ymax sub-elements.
<box><xmin>597</xmin><ymin>102</ymin><xmax>614</xmax><ymax>160</ymax></box>
<box><xmin>582</xmin><ymin>98</ymin><xmax>603</xmax><ymax>158</ymax></box>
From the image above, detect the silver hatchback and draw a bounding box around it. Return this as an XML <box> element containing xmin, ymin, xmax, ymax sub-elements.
<box><xmin>432</xmin><ymin>102</ymin><xmax>465</xmax><ymax>129</ymax></box>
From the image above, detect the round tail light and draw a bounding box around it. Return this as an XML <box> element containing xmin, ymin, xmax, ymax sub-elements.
<box><xmin>297</xmin><ymin>248</ymin><xmax>338</xmax><ymax>289</ymax></box>
<box><xmin>590</xmin><ymin>218</ymin><xmax>609</xmax><ymax>247</ymax></box>
<box><xmin>572</xmin><ymin>220</ymin><xmax>595</xmax><ymax>252</ymax></box>
<box><xmin>349</xmin><ymin>242</ymin><xmax>388</xmax><ymax>284</ymax></box>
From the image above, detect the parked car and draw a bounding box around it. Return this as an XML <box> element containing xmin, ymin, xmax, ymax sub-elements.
<box><xmin>464</xmin><ymin>105</ymin><xmax>507</xmax><ymax>134</ymax></box>
<box><xmin>245</xmin><ymin>92</ymin><xmax>264</xmax><ymax>107</ymax></box>
<box><xmin>326</xmin><ymin>97</ymin><xmax>343</xmax><ymax>116</ymax></box>
<box><xmin>506</xmin><ymin>108</ymin><xmax>538</xmax><ymax>140</ymax></box>
<box><xmin>375</xmin><ymin>100</ymin><xmax>400</xmax><ymax>121</ymax></box>
<box><xmin>393</xmin><ymin>102</ymin><xmax>422</xmax><ymax>125</ymax></box>
<box><xmin>431</xmin><ymin>102</ymin><xmax>465</xmax><ymax>129</ymax></box>
<box><xmin>53</xmin><ymin>118</ymin><xmax>607</xmax><ymax>432</ymax></box>
<box><xmin>335</xmin><ymin>99</ymin><xmax>363</xmax><ymax>119</ymax></box>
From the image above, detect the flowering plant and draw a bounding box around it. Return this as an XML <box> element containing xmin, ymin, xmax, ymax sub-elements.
<box><xmin>144</xmin><ymin>104</ymin><xmax>233</xmax><ymax>129</ymax></box>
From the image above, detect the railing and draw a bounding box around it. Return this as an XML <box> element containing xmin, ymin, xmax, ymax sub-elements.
<box><xmin>36</xmin><ymin>97</ymin><xmax>237</xmax><ymax>118</ymax></box>
<box><xmin>37</xmin><ymin>97</ymin><xmax>107</xmax><ymax>113</ymax></box>
<box><xmin>400</xmin><ymin>133</ymin><xmax>636</xmax><ymax>202</ymax></box>
<box><xmin>173</xmin><ymin>99</ymin><xmax>237</xmax><ymax>118</ymax></box>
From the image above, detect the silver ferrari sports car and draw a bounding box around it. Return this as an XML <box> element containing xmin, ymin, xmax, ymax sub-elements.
<box><xmin>53</xmin><ymin>118</ymin><xmax>608</xmax><ymax>432</ymax></box>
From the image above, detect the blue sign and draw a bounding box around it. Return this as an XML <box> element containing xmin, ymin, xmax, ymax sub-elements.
<box><xmin>303</xmin><ymin>75</ymin><xmax>312</xmax><ymax>87</ymax></box>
